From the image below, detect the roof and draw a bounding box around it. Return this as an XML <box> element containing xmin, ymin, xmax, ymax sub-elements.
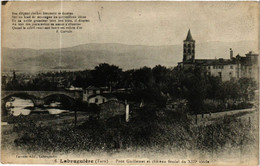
<box><xmin>196</xmin><ymin>59</ymin><xmax>237</xmax><ymax>65</ymax></box>
<box><xmin>181</xmin><ymin>58</ymin><xmax>237</xmax><ymax>66</ymax></box>
<box><xmin>185</xmin><ymin>29</ymin><xmax>194</xmax><ymax>41</ymax></box>
<box><xmin>85</xmin><ymin>86</ymin><xmax>100</xmax><ymax>90</ymax></box>
<box><xmin>88</xmin><ymin>93</ymin><xmax>117</xmax><ymax>99</ymax></box>
<box><xmin>246</xmin><ymin>51</ymin><xmax>259</xmax><ymax>57</ymax></box>
<box><xmin>239</xmin><ymin>57</ymin><xmax>253</xmax><ymax>66</ymax></box>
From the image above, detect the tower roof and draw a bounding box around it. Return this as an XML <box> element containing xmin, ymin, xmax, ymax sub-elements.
<box><xmin>185</xmin><ymin>29</ymin><xmax>194</xmax><ymax>41</ymax></box>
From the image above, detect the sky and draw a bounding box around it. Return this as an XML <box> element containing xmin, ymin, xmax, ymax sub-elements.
<box><xmin>2</xmin><ymin>1</ymin><xmax>259</xmax><ymax>49</ymax></box>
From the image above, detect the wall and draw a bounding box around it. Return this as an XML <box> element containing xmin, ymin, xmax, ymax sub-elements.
<box><xmin>240</xmin><ymin>64</ymin><xmax>259</xmax><ymax>81</ymax></box>
<box><xmin>83</xmin><ymin>89</ymin><xmax>101</xmax><ymax>102</ymax></box>
<box><xmin>88</xmin><ymin>95</ymin><xmax>107</xmax><ymax>105</ymax></box>
<box><xmin>99</xmin><ymin>100</ymin><xmax>125</xmax><ymax>119</ymax></box>
<box><xmin>207</xmin><ymin>64</ymin><xmax>237</xmax><ymax>81</ymax></box>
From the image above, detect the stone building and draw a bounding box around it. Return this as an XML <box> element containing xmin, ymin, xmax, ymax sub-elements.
<box><xmin>178</xmin><ymin>30</ymin><xmax>259</xmax><ymax>82</ymax></box>
<box><xmin>82</xmin><ymin>86</ymin><xmax>102</xmax><ymax>102</ymax></box>
<box><xmin>83</xmin><ymin>86</ymin><xmax>117</xmax><ymax>104</ymax></box>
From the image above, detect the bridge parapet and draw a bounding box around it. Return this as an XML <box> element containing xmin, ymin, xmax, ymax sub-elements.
<box><xmin>1</xmin><ymin>90</ymin><xmax>83</xmax><ymax>100</ymax></box>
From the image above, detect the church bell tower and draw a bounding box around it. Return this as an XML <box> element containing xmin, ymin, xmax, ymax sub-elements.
<box><xmin>183</xmin><ymin>29</ymin><xmax>195</xmax><ymax>62</ymax></box>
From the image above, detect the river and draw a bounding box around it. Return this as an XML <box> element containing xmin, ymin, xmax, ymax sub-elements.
<box><xmin>6</xmin><ymin>97</ymin><xmax>70</xmax><ymax>116</ymax></box>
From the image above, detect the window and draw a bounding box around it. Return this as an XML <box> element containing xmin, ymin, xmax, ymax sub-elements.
<box><xmin>230</xmin><ymin>65</ymin><xmax>233</xmax><ymax>69</ymax></box>
<box><xmin>103</xmin><ymin>99</ymin><xmax>105</xmax><ymax>103</ymax></box>
<box><xmin>93</xmin><ymin>90</ymin><xmax>96</xmax><ymax>94</ymax></box>
<box><xmin>95</xmin><ymin>98</ymin><xmax>98</xmax><ymax>103</ymax></box>
<box><xmin>218</xmin><ymin>72</ymin><xmax>222</xmax><ymax>78</ymax></box>
<box><xmin>229</xmin><ymin>72</ymin><xmax>232</xmax><ymax>76</ymax></box>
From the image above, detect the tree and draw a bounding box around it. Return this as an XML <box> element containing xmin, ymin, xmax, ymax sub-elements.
<box><xmin>152</xmin><ymin>65</ymin><xmax>171</xmax><ymax>93</ymax></box>
<box><xmin>73</xmin><ymin>75</ymin><xmax>85</xmax><ymax>88</ymax></box>
<box><xmin>180</xmin><ymin>68</ymin><xmax>207</xmax><ymax>115</ymax></box>
<box><xmin>152</xmin><ymin>65</ymin><xmax>169</xmax><ymax>84</ymax></box>
<box><xmin>91</xmin><ymin>63</ymin><xmax>123</xmax><ymax>89</ymax></box>
<box><xmin>132</xmin><ymin>67</ymin><xmax>153</xmax><ymax>89</ymax></box>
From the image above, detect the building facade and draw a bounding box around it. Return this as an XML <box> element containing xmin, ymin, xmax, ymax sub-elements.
<box><xmin>178</xmin><ymin>30</ymin><xmax>259</xmax><ymax>82</ymax></box>
<box><xmin>83</xmin><ymin>86</ymin><xmax>117</xmax><ymax>104</ymax></box>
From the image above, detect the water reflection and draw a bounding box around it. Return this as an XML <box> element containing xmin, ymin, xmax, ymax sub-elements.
<box><xmin>48</xmin><ymin>109</ymin><xmax>69</xmax><ymax>115</ymax></box>
<box><xmin>6</xmin><ymin>97</ymin><xmax>33</xmax><ymax>116</ymax></box>
<box><xmin>6</xmin><ymin>97</ymin><xmax>69</xmax><ymax>116</ymax></box>
<box><xmin>45</xmin><ymin>101</ymin><xmax>70</xmax><ymax>114</ymax></box>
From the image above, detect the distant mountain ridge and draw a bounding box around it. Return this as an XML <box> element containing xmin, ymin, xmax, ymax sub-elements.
<box><xmin>2</xmin><ymin>41</ymin><xmax>257</xmax><ymax>73</ymax></box>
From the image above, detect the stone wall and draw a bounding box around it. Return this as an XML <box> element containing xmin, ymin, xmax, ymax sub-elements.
<box><xmin>99</xmin><ymin>100</ymin><xmax>125</xmax><ymax>119</ymax></box>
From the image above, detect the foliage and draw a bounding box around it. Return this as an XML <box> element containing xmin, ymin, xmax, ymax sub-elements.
<box><xmin>11</xmin><ymin>108</ymin><xmax>256</xmax><ymax>155</ymax></box>
<box><xmin>91</xmin><ymin>63</ymin><xmax>123</xmax><ymax>88</ymax></box>
<box><xmin>2</xmin><ymin>63</ymin><xmax>257</xmax><ymax>114</ymax></box>
<box><xmin>203</xmin><ymin>99</ymin><xmax>253</xmax><ymax>113</ymax></box>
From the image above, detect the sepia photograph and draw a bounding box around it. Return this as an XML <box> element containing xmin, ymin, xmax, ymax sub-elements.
<box><xmin>1</xmin><ymin>1</ymin><xmax>259</xmax><ymax>165</ymax></box>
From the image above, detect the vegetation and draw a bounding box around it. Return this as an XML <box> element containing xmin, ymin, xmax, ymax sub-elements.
<box><xmin>2</xmin><ymin>63</ymin><xmax>257</xmax><ymax>155</ymax></box>
<box><xmin>2</xmin><ymin>63</ymin><xmax>257</xmax><ymax>115</ymax></box>
<box><xmin>10</xmin><ymin>106</ymin><xmax>257</xmax><ymax>155</ymax></box>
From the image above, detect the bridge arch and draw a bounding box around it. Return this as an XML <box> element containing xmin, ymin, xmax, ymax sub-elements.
<box><xmin>1</xmin><ymin>90</ymin><xmax>82</xmax><ymax>117</ymax></box>
<box><xmin>43</xmin><ymin>94</ymin><xmax>76</xmax><ymax>109</ymax></box>
<box><xmin>1</xmin><ymin>93</ymin><xmax>36</xmax><ymax>116</ymax></box>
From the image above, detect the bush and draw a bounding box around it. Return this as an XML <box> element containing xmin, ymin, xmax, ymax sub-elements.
<box><xmin>11</xmin><ymin>106</ymin><xmax>256</xmax><ymax>155</ymax></box>
<box><xmin>203</xmin><ymin>99</ymin><xmax>253</xmax><ymax>114</ymax></box>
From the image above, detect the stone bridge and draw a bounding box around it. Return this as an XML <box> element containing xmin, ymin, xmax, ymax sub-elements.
<box><xmin>1</xmin><ymin>90</ymin><xmax>82</xmax><ymax>116</ymax></box>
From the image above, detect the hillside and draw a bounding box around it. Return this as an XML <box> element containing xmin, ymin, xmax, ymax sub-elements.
<box><xmin>2</xmin><ymin>41</ymin><xmax>256</xmax><ymax>72</ymax></box>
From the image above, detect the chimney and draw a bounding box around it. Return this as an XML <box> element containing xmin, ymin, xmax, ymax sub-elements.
<box><xmin>230</xmin><ymin>48</ymin><xmax>233</xmax><ymax>59</ymax></box>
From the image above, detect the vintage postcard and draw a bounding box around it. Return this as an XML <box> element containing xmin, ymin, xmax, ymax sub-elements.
<box><xmin>1</xmin><ymin>1</ymin><xmax>259</xmax><ymax>165</ymax></box>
